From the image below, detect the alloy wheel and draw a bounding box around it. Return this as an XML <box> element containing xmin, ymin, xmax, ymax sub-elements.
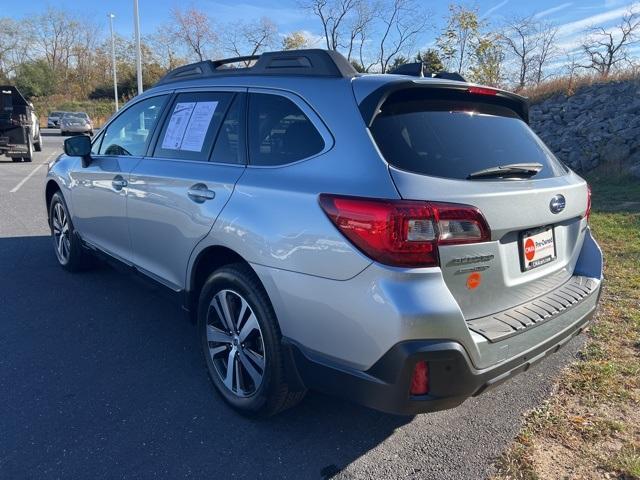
<box><xmin>206</xmin><ymin>289</ymin><xmax>266</xmax><ymax>397</ymax></box>
<box><xmin>52</xmin><ymin>202</ymin><xmax>71</xmax><ymax>264</ymax></box>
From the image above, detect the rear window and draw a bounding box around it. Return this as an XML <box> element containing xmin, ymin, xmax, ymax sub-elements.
<box><xmin>370</xmin><ymin>92</ymin><xmax>566</xmax><ymax>180</ymax></box>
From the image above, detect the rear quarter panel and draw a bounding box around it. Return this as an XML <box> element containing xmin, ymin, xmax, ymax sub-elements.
<box><xmin>187</xmin><ymin>79</ymin><xmax>400</xmax><ymax>283</ymax></box>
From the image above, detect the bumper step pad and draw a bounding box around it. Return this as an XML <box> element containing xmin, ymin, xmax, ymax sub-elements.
<box><xmin>467</xmin><ymin>276</ymin><xmax>598</xmax><ymax>342</ymax></box>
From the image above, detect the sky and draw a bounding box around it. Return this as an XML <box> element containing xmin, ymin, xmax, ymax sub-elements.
<box><xmin>5</xmin><ymin>0</ymin><xmax>640</xmax><ymax>58</ymax></box>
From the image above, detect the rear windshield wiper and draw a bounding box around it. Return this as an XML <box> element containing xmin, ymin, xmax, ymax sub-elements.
<box><xmin>467</xmin><ymin>163</ymin><xmax>544</xmax><ymax>180</ymax></box>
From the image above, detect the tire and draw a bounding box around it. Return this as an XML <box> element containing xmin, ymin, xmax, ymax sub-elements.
<box><xmin>49</xmin><ymin>191</ymin><xmax>91</xmax><ymax>272</ymax></box>
<box><xmin>60</xmin><ymin>131</ymin><xmax>66</xmax><ymax>136</ymax></box>
<box><xmin>11</xmin><ymin>157</ymin><xmax>21</xmax><ymax>163</ymax></box>
<box><xmin>23</xmin><ymin>134</ymin><xmax>33</xmax><ymax>162</ymax></box>
<box><xmin>34</xmin><ymin>132</ymin><xmax>42</xmax><ymax>152</ymax></box>
<box><xmin>198</xmin><ymin>264</ymin><xmax>306</xmax><ymax>416</ymax></box>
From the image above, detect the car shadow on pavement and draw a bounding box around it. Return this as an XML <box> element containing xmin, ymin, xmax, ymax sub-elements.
<box><xmin>0</xmin><ymin>236</ymin><xmax>410</xmax><ymax>479</ymax></box>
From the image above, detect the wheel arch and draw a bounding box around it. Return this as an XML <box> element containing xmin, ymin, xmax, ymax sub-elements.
<box><xmin>45</xmin><ymin>179</ymin><xmax>62</xmax><ymax>218</ymax></box>
<box><xmin>186</xmin><ymin>245</ymin><xmax>260</xmax><ymax>321</ymax></box>
<box><xmin>187</xmin><ymin>243</ymin><xmax>306</xmax><ymax>394</ymax></box>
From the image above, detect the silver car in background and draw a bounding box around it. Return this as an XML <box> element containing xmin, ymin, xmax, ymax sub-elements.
<box><xmin>44</xmin><ymin>50</ymin><xmax>603</xmax><ymax>417</ymax></box>
<box><xmin>47</xmin><ymin>111</ymin><xmax>67</xmax><ymax>128</ymax></box>
<box><xmin>60</xmin><ymin>112</ymin><xmax>93</xmax><ymax>136</ymax></box>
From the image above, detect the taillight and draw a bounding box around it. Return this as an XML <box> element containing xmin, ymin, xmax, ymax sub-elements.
<box><xmin>410</xmin><ymin>361</ymin><xmax>429</xmax><ymax>396</ymax></box>
<box><xmin>319</xmin><ymin>194</ymin><xmax>490</xmax><ymax>268</ymax></box>
<box><xmin>585</xmin><ymin>184</ymin><xmax>592</xmax><ymax>223</ymax></box>
<box><xmin>467</xmin><ymin>86</ymin><xmax>497</xmax><ymax>96</ymax></box>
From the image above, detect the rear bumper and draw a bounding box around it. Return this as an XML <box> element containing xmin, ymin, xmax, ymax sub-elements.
<box><xmin>62</xmin><ymin>125</ymin><xmax>91</xmax><ymax>133</ymax></box>
<box><xmin>289</xmin><ymin>292</ymin><xmax>598</xmax><ymax>415</ymax></box>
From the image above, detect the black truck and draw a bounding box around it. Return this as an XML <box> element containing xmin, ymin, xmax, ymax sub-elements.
<box><xmin>0</xmin><ymin>86</ymin><xmax>42</xmax><ymax>162</ymax></box>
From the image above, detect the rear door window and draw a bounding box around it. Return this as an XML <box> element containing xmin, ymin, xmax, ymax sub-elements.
<box><xmin>210</xmin><ymin>94</ymin><xmax>246</xmax><ymax>165</ymax></box>
<box><xmin>248</xmin><ymin>93</ymin><xmax>324</xmax><ymax>166</ymax></box>
<box><xmin>370</xmin><ymin>91</ymin><xmax>566</xmax><ymax>180</ymax></box>
<box><xmin>153</xmin><ymin>91</ymin><xmax>233</xmax><ymax>161</ymax></box>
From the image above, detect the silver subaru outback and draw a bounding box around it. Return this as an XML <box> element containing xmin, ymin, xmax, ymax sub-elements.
<box><xmin>45</xmin><ymin>50</ymin><xmax>602</xmax><ymax>416</ymax></box>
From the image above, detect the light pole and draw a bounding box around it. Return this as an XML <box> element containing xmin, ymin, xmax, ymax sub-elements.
<box><xmin>133</xmin><ymin>0</ymin><xmax>143</xmax><ymax>95</ymax></box>
<box><xmin>108</xmin><ymin>13</ymin><xmax>119</xmax><ymax>112</ymax></box>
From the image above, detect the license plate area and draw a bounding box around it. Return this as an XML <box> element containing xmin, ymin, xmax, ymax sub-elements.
<box><xmin>519</xmin><ymin>226</ymin><xmax>556</xmax><ymax>271</ymax></box>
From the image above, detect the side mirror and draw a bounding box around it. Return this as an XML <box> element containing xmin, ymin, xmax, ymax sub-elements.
<box><xmin>64</xmin><ymin>135</ymin><xmax>92</xmax><ymax>167</ymax></box>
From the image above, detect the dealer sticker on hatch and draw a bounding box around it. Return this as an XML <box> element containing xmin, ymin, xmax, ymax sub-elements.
<box><xmin>520</xmin><ymin>227</ymin><xmax>556</xmax><ymax>271</ymax></box>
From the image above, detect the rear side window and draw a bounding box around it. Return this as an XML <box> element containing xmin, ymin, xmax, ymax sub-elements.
<box><xmin>154</xmin><ymin>91</ymin><xmax>233</xmax><ymax>161</ymax></box>
<box><xmin>99</xmin><ymin>95</ymin><xmax>167</xmax><ymax>156</ymax></box>
<box><xmin>370</xmin><ymin>92</ymin><xmax>566</xmax><ymax>180</ymax></box>
<box><xmin>248</xmin><ymin>93</ymin><xmax>324</xmax><ymax>166</ymax></box>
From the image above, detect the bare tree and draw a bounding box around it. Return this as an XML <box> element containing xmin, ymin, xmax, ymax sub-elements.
<box><xmin>344</xmin><ymin>0</ymin><xmax>375</xmax><ymax>61</ymax></box>
<box><xmin>500</xmin><ymin>15</ymin><xmax>538</xmax><ymax>89</ymax></box>
<box><xmin>580</xmin><ymin>8</ymin><xmax>640</xmax><ymax>77</ymax></box>
<box><xmin>564</xmin><ymin>51</ymin><xmax>582</xmax><ymax>95</ymax></box>
<box><xmin>27</xmin><ymin>7</ymin><xmax>81</xmax><ymax>76</ymax></box>
<box><xmin>0</xmin><ymin>18</ymin><xmax>23</xmax><ymax>79</ymax></box>
<box><xmin>301</xmin><ymin>0</ymin><xmax>360</xmax><ymax>50</ymax></box>
<box><xmin>375</xmin><ymin>0</ymin><xmax>427</xmax><ymax>73</ymax></box>
<box><xmin>171</xmin><ymin>7</ymin><xmax>218</xmax><ymax>62</ymax></box>
<box><xmin>358</xmin><ymin>26</ymin><xmax>376</xmax><ymax>72</ymax></box>
<box><xmin>531</xmin><ymin>23</ymin><xmax>558</xmax><ymax>85</ymax></box>
<box><xmin>224</xmin><ymin>17</ymin><xmax>278</xmax><ymax>63</ymax></box>
<box><xmin>147</xmin><ymin>24</ymin><xmax>186</xmax><ymax>70</ymax></box>
<box><xmin>70</xmin><ymin>21</ymin><xmax>102</xmax><ymax>97</ymax></box>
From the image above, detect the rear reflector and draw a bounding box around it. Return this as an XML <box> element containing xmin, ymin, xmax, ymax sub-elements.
<box><xmin>410</xmin><ymin>361</ymin><xmax>429</xmax><ymax>395</ymax></box>
<box><xmin>319</xmin><ymin>194</ymin><xmax>490</xmax><ymax>268</ymax></box>
<box><xmin>467</xmin><ymin>86</ymin><xmax>498</xmax><ymax>96</ymax></box>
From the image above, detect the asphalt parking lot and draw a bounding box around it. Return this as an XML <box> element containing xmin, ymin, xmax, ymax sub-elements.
<box><xmin>0</xmin><ymin>129</ymin><xmax>586</xmax><ymax>479</ymax></box>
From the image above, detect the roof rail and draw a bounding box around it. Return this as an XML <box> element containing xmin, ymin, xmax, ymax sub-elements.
<box><xmin>155</xmin><ymin>49</ymin><xmax>358</xmax><ymax>86</ymax></box>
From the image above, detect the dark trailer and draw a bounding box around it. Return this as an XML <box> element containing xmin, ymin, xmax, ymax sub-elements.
<box><xmin>0</xmin><ymin>85</ymin><xmax>41</xmax><ymax>162</ymax></box>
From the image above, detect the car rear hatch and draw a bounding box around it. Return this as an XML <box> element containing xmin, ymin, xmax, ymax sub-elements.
<box><xmin>355</xmin><ymin>78</ymin><xmax>591</xmax><ymax>322</ymax></box>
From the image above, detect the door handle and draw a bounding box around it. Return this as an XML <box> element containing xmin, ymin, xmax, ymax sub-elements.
<box><xmin>187</xmin><ymin>183</ymin><xmax>216</xmax><ymax>203</ymax></box>
<box><xmin>112</xmin><ymin>175</ymin><xmax>128</xmax><ymax>190</ymax></box>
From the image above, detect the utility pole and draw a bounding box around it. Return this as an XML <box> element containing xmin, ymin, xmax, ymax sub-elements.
<box><xmin>108</xmin><ymin>13</ymin><xmax>119</xmax><ymax>112</ymax></box>
<box><xmin>133</xmin><ymin>0</ymin><xmax>143</xmax><ymax>95</ymax></box>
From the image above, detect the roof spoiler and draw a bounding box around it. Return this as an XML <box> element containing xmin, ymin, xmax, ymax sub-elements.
<box><xmin>155</xmin><ymin>49</ymin><xmax>358</xmax><ymax>86</ymax></box>
<box><xmin>388</xmin><ymin>63</ymin><xmax>467</xmax><ymax>82</ymax></box>
<box><xmin>358</xmin><ymin>80</ymin><xmax>529</xmax><ymax>127</ymax></box>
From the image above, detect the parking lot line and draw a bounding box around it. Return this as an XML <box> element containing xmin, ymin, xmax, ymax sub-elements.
<box><xmin>10</xmin><ymin>152</ymin><xmax>55</xmax><ymax>193</ymax></box>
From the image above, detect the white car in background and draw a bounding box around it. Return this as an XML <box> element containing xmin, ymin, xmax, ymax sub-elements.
<box><xmin>60</xmin><ymin>112</ymin><xmax>93</xmax><ymax>136</ymax></box>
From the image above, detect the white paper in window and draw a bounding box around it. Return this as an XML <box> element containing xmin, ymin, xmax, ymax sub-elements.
<box><xmin>161</xmin><ymin>102</ymin><xmax>195</xmax><ymax>150</ymax></box>
<box><xmin>181</xmin><ymin>101</ymin><xmax>218</xmax><ymax>152</ymax></box>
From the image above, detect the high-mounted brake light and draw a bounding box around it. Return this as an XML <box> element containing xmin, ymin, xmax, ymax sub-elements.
<box><xmin>319</xmin><ymin>195</ymin><xmax>490</xmax><ymax>268</ymax></box>
<box><xmin>585</xmin><ymin>184</ymin><xmax>592</xmax><ymax>223</ymax></box>
<box><xmin>467</xmin><ymin>86</ymin><xmax>498</xmax><ymax>96</ymax></box>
